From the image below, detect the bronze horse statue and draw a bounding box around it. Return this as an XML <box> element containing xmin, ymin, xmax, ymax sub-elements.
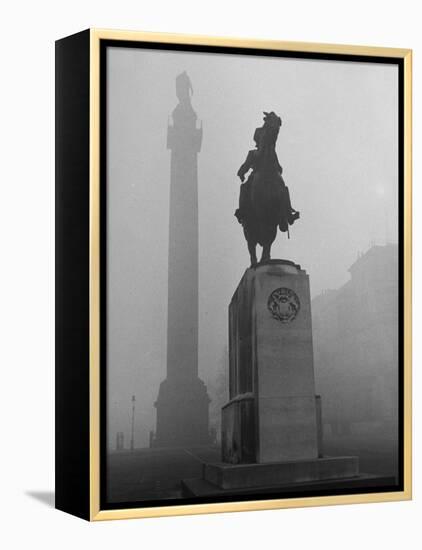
<box><xmin>235</xmin><ymin>112</ymin><xmax>299</xmax><ymax>266</ymax></box>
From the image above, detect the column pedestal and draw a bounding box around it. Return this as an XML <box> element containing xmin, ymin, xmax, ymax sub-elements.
<box><xmin>153</xmin><ymin>376</ymin><xmax>210</xmax><ymax>448</ymax></box>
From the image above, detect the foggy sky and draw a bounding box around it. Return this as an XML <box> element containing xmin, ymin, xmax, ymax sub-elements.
<box><xmin>106</xmin><ymin>46</ymin><xmax>398</xmax><ymax>447</ymax></box>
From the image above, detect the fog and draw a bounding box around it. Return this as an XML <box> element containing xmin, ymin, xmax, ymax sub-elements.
<box><xmin>106</xmin><ymin>46</ymin><xmax>398</xmax><ymax>448</ymax></box>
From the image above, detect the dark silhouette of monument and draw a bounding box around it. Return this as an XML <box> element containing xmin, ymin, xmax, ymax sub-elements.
<box><xmin>234</xmin><ymin>111</ymin><xmax>300</xmax><ymax>265</ymax></box>
<box><xmin>153</xmin><ymin>72</ymin><xmax>210</xmax><ymax>448</ymax></box>
<box><xmin>181</xmin><ymin>112</ymin><xmax>395</xmax><ymax>497</ymax></box>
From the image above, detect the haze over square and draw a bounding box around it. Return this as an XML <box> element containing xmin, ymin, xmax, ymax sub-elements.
<box><xmin>106</xmin><ymin>47</ymin><xmax>398</xmax><ymax>447</ymax></box>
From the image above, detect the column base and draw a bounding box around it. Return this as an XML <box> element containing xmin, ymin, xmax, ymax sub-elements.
<box><xmin>153</xmin><ymin>376</ymin><xmax>211</xmax><ymax>448</ymax></box>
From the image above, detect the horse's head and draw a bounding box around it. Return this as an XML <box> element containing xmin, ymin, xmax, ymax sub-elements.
<box><xmin>262</xmin><ymin>111</ymin><xmax>282</xmax><ymax>147</ymax></box>
<box><xmin>263</xmin><ymin>111</ymin><xmax>282</xmax><ymax>127</ymax></box>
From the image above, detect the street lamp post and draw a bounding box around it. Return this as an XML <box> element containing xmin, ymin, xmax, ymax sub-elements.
<box><xmin>130</xmin><ymin>395</ymin><xmax>136</xmax><ymax>452</ymax></box>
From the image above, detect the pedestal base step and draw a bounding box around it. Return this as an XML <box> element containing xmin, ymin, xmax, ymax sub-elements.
<box><xmin>203</xmin><ymin>456</ymin><xmax>359</xmax><ymax>490</ymax></box>
<box><xmin>182</xmin><ymin>473</ymin><xmax>396</xmax><ymax>498</ymax></box>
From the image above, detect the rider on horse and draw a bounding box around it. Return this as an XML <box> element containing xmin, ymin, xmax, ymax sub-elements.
<box><xmin>235</xmin><ymin>112</ymin><xmax>300</xmax><ymax>234</ymax></box>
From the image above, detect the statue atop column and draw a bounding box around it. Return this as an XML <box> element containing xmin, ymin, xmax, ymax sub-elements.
<box><xmin>167</xmin><ymin>71</ymin><xmax>202</xmax><ymax>151</ymax></box>
<box><xmin>234</xmin><ymin>111</ymin><xmax>300</xmax><ymax>266</ymax></box>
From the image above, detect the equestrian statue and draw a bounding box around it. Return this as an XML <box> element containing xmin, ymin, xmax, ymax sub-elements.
<box><xmin>235</xmin><ymin>111</ymin><xmax>300</xmax><ymax>266</ymax></box>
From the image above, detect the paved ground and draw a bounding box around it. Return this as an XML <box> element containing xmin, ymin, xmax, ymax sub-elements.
<box><xmin>107</xmin><ymin>438</ymin><xmax>398</xmax><ymax>504</ymax></box>
<box><xmin>323</xmin><ymin>434</ymin><xmax>399</xmax><ymax>477</ymax></box>
<box><xmin>107</xmin><ymin>446</ymin><xmax>220</xmax><ymax>503</ymax></box>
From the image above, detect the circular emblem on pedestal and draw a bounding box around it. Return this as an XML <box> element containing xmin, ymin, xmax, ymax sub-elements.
<box><xmin>267</xmin><ymin>287</ymin><xmax>300</xmax><ymax>323</ymax></box>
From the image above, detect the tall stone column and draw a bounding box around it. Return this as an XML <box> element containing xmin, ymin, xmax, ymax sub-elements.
<box><xmin>153</xmin><ymin>72</ymin><xmax>210</xmax><ymax>448</ymax></box>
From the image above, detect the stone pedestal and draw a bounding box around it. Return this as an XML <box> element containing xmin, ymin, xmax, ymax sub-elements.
<box><xmin>223</xmin><ymin>260</ymin><xmax>322</xmax><ymax>464</ymax></box>
<box><xmin>204</xmin><ymin>456</ymin><xmax>359</xmax><ymax>489</ymax></box>
<box><xmin>183</xmin><ymin>260</ymin><xmax>361</xmax><ymax>493</ymax></box>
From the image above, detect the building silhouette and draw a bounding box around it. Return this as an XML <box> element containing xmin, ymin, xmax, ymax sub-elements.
<box><xmin>153</xmin><ymin>72</ymin><xmax>210</xmax><ymax>447</ymax></box>
<box><xmin>312</xmin><ymin>244</ymin><xmax>399</xmax><ymax>440</ymax></box>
